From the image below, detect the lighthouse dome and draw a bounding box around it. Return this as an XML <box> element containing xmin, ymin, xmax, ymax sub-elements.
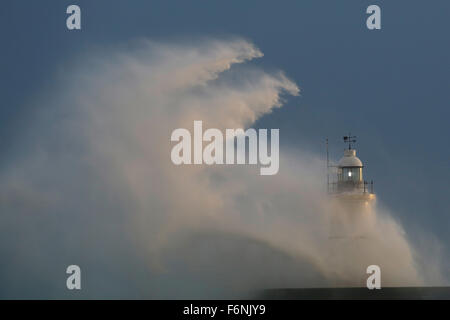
<box><xmin>338</xmin><ymin>149</ymin><xmax>363</xmax><ymax>167</ymax></box>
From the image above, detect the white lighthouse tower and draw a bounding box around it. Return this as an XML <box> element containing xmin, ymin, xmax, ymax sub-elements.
<box><xmin>326</xmin><ymin>135</ymin><xmax>378</xmax><ymax>285</ymax></box>
<box><xmin>328</xmin><ymin>135</ymin><xmax>375</xmax><ymax>207</ymax></box>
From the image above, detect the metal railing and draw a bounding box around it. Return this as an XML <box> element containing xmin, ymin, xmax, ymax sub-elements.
<box><xmin>328</xmin><ymin>180</ymin><xmax>374</xmax><ymax>194</ymax></box>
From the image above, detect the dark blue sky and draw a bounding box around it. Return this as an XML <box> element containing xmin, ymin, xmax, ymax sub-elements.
<box><xmin>1</xmin><ymin>1</ymin><xmax>449</xmax><ymax>262</ymax></box>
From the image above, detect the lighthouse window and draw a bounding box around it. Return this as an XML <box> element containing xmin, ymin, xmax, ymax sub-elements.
<box><xmin>341</xmin><ymin>167</ymin><xmax>361</xmax><ymax>182</ymax></box>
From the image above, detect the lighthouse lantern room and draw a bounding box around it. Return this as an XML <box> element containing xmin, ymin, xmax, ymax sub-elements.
<box><xmin>328</xmin><ymin>135</ymin><xmax>375</xmax><ymax>201</ymax></box>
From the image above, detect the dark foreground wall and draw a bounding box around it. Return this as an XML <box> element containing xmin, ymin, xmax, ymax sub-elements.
<box><xmin>260</xmin><ymin>287</ymin><xmax>450</xmax><ymax>300</ymax></box>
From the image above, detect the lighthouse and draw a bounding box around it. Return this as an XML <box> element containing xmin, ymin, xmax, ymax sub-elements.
<box><xmin>327</xmin><ymin>135</ymin><xmax>378</xmax><ymax>285</ymax></box>
<box><xmin>328</xmin><ymin>135</ymin><xmax>375</xmax><ymax>206</ymax></box>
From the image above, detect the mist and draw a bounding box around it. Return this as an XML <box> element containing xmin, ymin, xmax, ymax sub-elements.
<box><xmin>0</xmin><ymin>38</ymin><xmax>442</xmax><ymax>298</ymax></box>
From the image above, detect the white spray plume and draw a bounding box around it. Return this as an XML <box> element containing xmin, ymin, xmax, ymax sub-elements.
<box><xmin>0</xmin><ymin>38</ymin><xmax>441</xmax><ymax>298</ymax></box>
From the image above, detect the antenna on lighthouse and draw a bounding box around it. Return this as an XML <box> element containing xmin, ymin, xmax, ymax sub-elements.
<box><xmin>326</xmin><ymin>138</ymin><xmax>329</xmax><ymax>193</ymax></box>
<box><xmin>343</xmin><ymin>134</ymin><xmax>357</xmax><ymax>150</ymax></box>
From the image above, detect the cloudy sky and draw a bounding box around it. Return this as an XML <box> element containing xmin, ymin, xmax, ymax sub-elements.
<box><xmin>0</xmin><ymin>1</ymin><xmax>449</xmax><ymax>298</ymax></box>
